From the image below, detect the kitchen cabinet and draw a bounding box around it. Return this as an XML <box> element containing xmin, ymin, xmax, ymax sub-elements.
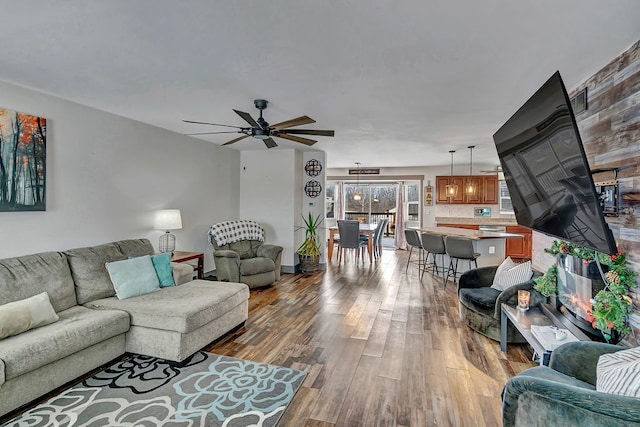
<box><xmin>482</xmin><ymin>176</ymin><xmax>499</xmax><ymax>204</ymax></box>
<box><xmin>505</xmin><ymin>225</ymin><xmax>532</xmax><ymax>259</ymax></box>
<box><xmin>436</xmin><ymin>175</ymin><xmax>499</xmax><ymax>204</ymax></box>
<box><xmin>436</xmin><ymin>176</ymin><xmax>465</xmax><ymax>203</ymax></box>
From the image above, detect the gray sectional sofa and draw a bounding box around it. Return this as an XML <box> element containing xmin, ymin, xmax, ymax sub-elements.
<box><xmin>0</xmin><ymin>238</ymin><xmax>249</xmax><ymax>417</ymax></box>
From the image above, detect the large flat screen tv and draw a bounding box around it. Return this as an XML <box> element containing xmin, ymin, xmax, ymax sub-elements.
<box><xmin>493</xmin><ymin>71</ymin><xmax>617</xmax><ymax>255</ymax></box>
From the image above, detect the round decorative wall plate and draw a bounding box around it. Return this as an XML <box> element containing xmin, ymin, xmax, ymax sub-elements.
<box><xmin>304</xmin><ymin>180</ymin><xmax>322</xmax><ymax>198</ymax></box>
<box><xmin>304</xmin><ymin>159</ymin><xmax>323</xmax><ymax>177</ymax></box>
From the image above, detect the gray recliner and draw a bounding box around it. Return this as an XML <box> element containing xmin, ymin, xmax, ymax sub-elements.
<box><xmin>208</xmin><ymin>220</ymin><xmax>283</xmax><ymax>289</ymax></box>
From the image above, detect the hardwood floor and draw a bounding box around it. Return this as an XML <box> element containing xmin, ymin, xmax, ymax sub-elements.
<box><xmin>207</xmin><ymin>249</ymin><xmax>536</xmax><ymax>427</ymax></box>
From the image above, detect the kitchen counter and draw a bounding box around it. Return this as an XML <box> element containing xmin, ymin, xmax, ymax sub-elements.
<box><xmin>412</xmin><ymin>227</ymin><xmax>523</xmax><ymax>240</ymax></box>
<box><xmin>435</xmin><ymin>216</ymin><xmax>517</xmax><ymax>226</ymax></box>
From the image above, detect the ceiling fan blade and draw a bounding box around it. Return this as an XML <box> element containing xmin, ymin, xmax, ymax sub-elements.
<box><xmin>277</xmin><ymin>129</ymin><xmax>335</xmax><ymax>137</ymax></box>
<box><xmin>222</xmin><ymin>135</ymin><xmax>250</xmax><ymax>146</ymax></box>
<box><xmin>275</xmin><ymin>133</ymin><xmax>317</xmax><ymax>146</ymax></box>
<box><xmin>263</xmin><ymin>138</ymin><xmax>278</xmax><ymax>149</ymax></box>
<box><xmin>182</xmin><ymin>120</ymin><xmax>245</xmax><ymax>129</ymax></box>
<box><xmin>271</xmin><ymin>116</ymin><xmax>316</xmax><ymax>130</ymax></box>
<box><xmin>184</xmin><ymin>131</ymin><xmax>245</xmax><ymax>136</ymax></box>
<box><xmin>233</xmin><ymin>109</ymin><xmax>260</xmax><ymax>128</ymax></box>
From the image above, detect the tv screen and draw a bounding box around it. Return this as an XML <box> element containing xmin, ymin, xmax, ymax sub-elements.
<box><xmin>493</xmin><ymin>71</ymin><xmax>617</xmax><ymax>255</ymax></box>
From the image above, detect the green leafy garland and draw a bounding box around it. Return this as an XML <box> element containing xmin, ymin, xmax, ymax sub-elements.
<box><xmin>534</xmin><ymin>240</ymin><xmax>637</xmax><ymax>336</ymax></box>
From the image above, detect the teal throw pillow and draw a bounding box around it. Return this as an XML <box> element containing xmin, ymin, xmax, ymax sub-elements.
<box><xmin>105</xmin><ymin>255</ymin><xmax>160</xmax><ymax>300</ymax></box>
<box><xmin>151</xmin><ymin>252</ymin><xmax>175</xmax><ymax>287</ymax></box>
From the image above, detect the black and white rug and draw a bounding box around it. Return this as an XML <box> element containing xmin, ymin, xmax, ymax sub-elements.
<box><xmin>4</xmin><ymin>352</ymin><xmax>306</xmax><ymax>427</ymax></box>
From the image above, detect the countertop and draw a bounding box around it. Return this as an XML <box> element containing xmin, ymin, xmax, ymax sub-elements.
<box><xmin>411</xmin><ymin>226</ymin><xmax>523</xmax><ymax>240</ymax></box>
<box><xmin>435</xmin><ymin>216</ymin><xmax>518</xmax><ymax>226</ymax></box>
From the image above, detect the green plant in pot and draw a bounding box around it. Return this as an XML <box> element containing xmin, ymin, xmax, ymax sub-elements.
<box><xmin>296</xmin><ymin>212</ymin><xmax>323</xmax><ymax>273</ymax></box>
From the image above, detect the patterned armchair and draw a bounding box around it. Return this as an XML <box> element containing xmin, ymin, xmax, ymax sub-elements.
<box><xmin>208</xmin><ymin>220</ymin><xmax>283</xmax><ymax>289</ymax></box>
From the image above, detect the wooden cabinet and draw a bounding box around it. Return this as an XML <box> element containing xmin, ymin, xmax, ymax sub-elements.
<box><xmin>436</xmin><ymin>175</ymin><xmax>499</xmax><ymax>204</ymax></box>
<box><xmin>436</xmin><ymin>176</ymin><xmax>466</xmax><ymax>203</ymax></box>
<box><xmin>482</xmin><ymin>176</ymin><xmax>499</xmax><ymax>204</ymax></box>
<box><xmin>505</xmin><ymin>226</ymin><xmax>532</xmax><ymax>259</ymax></box>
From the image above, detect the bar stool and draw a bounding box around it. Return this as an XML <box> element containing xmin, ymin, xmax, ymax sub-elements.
<box><xmin>404</xmin><ymin>229</ymin><xmax>424</xmax><ymax>273</ymax></box>
<box><xmin>420</xmin><ymin>232</ymin><xmax>446</xmax><ymax>281</ymax></box>
<box><xmin>444</xmin><ymin>236</ymin><xmax>480</xmax><ymax>288</ymax></box>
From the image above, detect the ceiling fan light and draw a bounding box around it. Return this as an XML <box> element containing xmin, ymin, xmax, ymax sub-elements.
<box><xmin>252</xmin><ymin>128</ymin><xmax>270</xmax><ymax>139</ymax></box>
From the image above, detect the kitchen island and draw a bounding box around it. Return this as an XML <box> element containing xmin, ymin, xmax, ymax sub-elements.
<box><xmin>410</xmin><ymin>226</ymin><xmax>524</xmax><ymax>278</ymax></box>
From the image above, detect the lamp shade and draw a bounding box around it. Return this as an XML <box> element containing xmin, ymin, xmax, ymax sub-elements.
<box><xmin>154</xmin><ymin>209</ymin><xmax>183</xmax><ymax>231</ymax></box>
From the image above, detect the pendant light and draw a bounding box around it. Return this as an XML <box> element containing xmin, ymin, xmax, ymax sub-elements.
<box><xmin>445</xmin><ymin>150</ymin><xmax>459</xmax><ymax>198</ymax></box>
<box><xmin>465</xmin><ymin>145</ymin><xmax>477</xmax><ymax>196</ymax></box>
<box><xmin>353</xmin><ymin>162</ymin><xmax>362</xmax><ymax>201</ymax></box>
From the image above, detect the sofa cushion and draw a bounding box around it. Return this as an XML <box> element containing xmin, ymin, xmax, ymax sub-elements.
<box><xmin>0</xmin><ymin>292</ymin><xmax>59</xmax><ymax>340</ymax></box>
<box><xmin>114</xmin><ymin>238</ymin><xmax>155</xmax><ymax>258</ymax></box>
<box><xmin>0</xmin><ymin>251</ymin><xmax>77</xmax><ymax>312</ymax></box>
<box><xmin>459</xmin><ymin>287</ymin><xmax>501</xmax><ymax>316</ymax></box>
<box><xmin>64</xmin><ymin>243</ymin><xmax>127</xmax><ymax>304</ymax></box>
<box><xmin>491</xmin><ymin>258</ymin><xmax>533</xmax><ymax>291</ymax></box>
<box><xmin>226</xmin><ymin>240</ymin><xmax>257</xmax><ymax>259</ymax></box>
<box><xmin>106</xmin><ymin>255</ymin><xmax>161</xmax><ymax>299</ymax></box>
<box><xmin>0</xmin><ymin>305</ymin><xmax>129</xmax><ymax>381</ymax></box>
<box><xmin>597</xmin><ymin>346</ymin><xmax>640</xmax><ymax>397</ymax></box>
<box><xmin>85</xmin><ymin>280</ymin><xmax>249</xmax><ymax>334</ymax></box>
<box><xmin>241</xmin><ymin>257</ymin><xmax>276</xmax><ymax>276</ymax></box>
<box><xmin>152</xmin><ymin>252</ymin><xmax>175</xmax><ymax>287</ymax></box>
<box><xmin>517</xmin><ymin>365</ymin><xmax>595</xmax><ymax>390</ymax></box>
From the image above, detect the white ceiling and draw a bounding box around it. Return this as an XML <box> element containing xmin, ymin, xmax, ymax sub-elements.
<box><xmin>1</xmin><ymin>1</ymin><xmax>639</xmax><ymax>168</ymax></box>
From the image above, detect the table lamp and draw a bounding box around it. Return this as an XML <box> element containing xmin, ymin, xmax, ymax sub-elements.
<box><xmin>154</xmin><ymin>209</ymin><xmax>182</xmax><ymax>253</ymax></box>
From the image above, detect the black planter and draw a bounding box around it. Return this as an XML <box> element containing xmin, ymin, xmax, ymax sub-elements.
<box><xmin>298</xmin><ymin>254</ymin><xmax>320</xmax><ymax>274</ymax></box>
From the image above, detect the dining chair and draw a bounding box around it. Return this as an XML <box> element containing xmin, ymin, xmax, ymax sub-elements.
<box><xmin>337</xmin><ymin>220</ymin><xmax>367</xmax><ymax>263</ymax></box>
<box><xmin>375</xmin><ymin>218</ymin><xmax>388</xmax><ymax>258</ymax></box>
<box><xmin>371</xmin><ymin>219</ymin><xmax>386</xmax><ymax>259</ymax></box>
<box><xmin>420</xmin><ymin>232</ymin><xmax>446</xmax><ymax>281</ymax></box>
<box><xmin>404</xmin><ymin>229</ymin><xmax>424</xmax><ymax>273</ymax></box>
<box><xmin>444</xmin><ymin>236</ymin><xmax>480</xmax><ymax>288</ymax></box>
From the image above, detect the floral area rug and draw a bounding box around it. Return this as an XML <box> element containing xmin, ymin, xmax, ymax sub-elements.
<box><xmin>3</xmin><ymin>352</ymin><xmax>306</xmax><ymax>427</ymax></box>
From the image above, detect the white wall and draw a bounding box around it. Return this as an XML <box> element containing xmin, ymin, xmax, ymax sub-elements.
<box><xmin>240</xmin><ymin>149</ymin><xmax>299</xmax><ymax>268</ymax></box>
<box><xmin>0</xmin><ymin>80</ymin><xmax>240</xmax><ymax>273</ymax></box>
<box><xmin>300</xmin><ymin>152</ymin><xmax>327</xmax><ymax>264</ymax></box>
<box><xmin>240</xmin><ymin>149</ymin><xmax>326</xmax><ymax>270</ymax></box>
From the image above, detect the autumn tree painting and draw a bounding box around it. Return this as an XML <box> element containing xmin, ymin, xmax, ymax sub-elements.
<box><xmin>0</xmin><ymin>108</ymin><xmax>46</xmax><ymax>211</ymax></box>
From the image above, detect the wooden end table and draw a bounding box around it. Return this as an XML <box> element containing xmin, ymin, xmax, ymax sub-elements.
<box><xmin>500</xmin><ymin>303</ymin><xmax>590</xmax><ymax>365</ymax></box>
<box><xmin>171</xmin><ymin>251</ymin><xmax>204</xmax><ymax>280</ymax></box>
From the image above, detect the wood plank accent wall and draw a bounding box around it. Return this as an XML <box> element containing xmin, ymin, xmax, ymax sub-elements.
<box><xmin>533</xmin><ymin>40</ymin><xmax>640</xmax><ymax>345</ymax></box>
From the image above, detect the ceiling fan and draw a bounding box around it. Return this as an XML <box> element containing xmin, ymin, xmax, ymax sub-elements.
<box><xmin>183</xmin><ymin>99</ymin><xmax>335</xmax><ymax>149</ymax></box>
<box><xmin>481</xmin><ymin>165</ymin><xmax>505</xmax><ymax>180</ymax></box>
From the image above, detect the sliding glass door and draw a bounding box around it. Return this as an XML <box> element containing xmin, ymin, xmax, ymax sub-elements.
<box><xmin>344</xmin><ymin>183</ymin><xmax>397</xmax><ymax>224</ymax></box>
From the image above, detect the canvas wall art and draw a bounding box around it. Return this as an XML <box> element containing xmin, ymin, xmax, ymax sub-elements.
<box><xmin>0</xmin><ymin>108</ymin><xmax>46</xmax><ymax>211</ymax></box>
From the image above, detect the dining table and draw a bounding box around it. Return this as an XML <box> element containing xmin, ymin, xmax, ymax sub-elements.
<box><xmin>328</xmin><ymin>223</ymin><xmax>378</xmax><ymax>263</ymax></box>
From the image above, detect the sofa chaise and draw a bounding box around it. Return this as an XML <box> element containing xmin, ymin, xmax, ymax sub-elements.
<box><xmin>0</xmin><ymin>238</ymin><xmax>249</xmax><ymax>417</ymax></box>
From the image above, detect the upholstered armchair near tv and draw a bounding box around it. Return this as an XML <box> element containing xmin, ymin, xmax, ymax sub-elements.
<box><xmin>503</xmin><ymin>341</ymin><xmax>640</xmax><ymax>426</ymax></box>
<box><xmin>208</xmin><ymin>220</ymin><xmax>283</xmax><ymax>289</ymax></box>
<box><xmin>458</xmin><ymin>265</ymin><xmax>544</xmax><ymax>343</ymax></box>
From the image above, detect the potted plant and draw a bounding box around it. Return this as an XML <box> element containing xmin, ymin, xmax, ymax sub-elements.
<box><xmin>296</xmin><ymin>212</ymin><xmax>323</xmax><ymax>273</ymax></box>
